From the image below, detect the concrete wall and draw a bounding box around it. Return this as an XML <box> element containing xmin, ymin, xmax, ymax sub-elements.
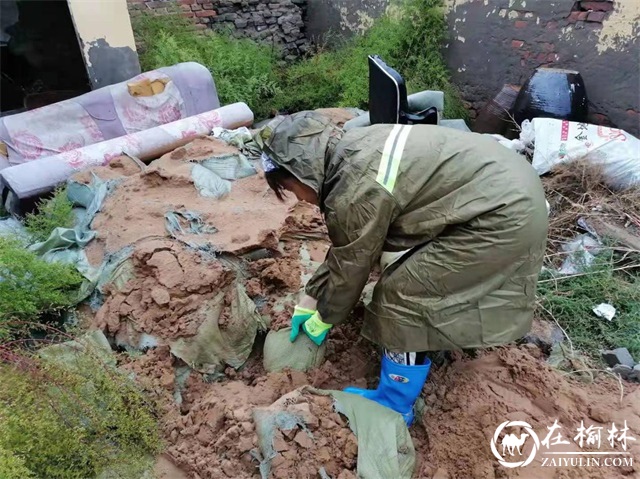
<box><xmin>305</xmin><ymin>0</ymin><xmax>388</xmax><ymax>44</ymax></box>
<box><xmin>445</xmin><ymin>0</ymin><xmax>640</xmax><ymax>134</ymax></box>
<box><xmin>127</xmin><ymin>0</ymin><xmax>309</xmax><ymax>59</ymax></box>
<box><xmin>67</xmin><ymin>0</ymin><xmax>141</xmax><ymax>89</ymax></box>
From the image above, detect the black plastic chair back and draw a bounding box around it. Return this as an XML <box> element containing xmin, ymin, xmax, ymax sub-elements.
<box><xmin>368</xmin><ymin>55</ymin><xmax>438</xmax><ymax>126</ymax></box>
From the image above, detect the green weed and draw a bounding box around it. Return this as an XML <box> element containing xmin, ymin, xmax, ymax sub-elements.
<box><xmin>537</xmin><ymin>258</ymin><xmax>640</xmax><ymax>360</ymax></box>
<box><xmin>0</xmin><ymin>446</ymin><xmax>34</xmax><ymax>479</ymax></box>
<box><xmin>0</xmin><ymin>237</ymin><xmax>82</xmax><ymax>338</ymax></box>
<box><xmin>0</xmin><ymin>351</ymin><xmax>161</xmax><ymax>478</ymax></box>
<box><xmin>274</xmin><ymin>0</ymin><xmax>467</xmax><ymax>118</ymax></box>
<box><xmin>24</xmin><ymin>187</ymin><xmax>74</xmax><ymax>243</ymax></box>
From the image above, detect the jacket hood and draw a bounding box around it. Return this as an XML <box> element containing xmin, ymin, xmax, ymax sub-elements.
<box><xmin>257</xmin><ymin>111</ymin><xmax>342</xmax><ymax>194</ymax></box>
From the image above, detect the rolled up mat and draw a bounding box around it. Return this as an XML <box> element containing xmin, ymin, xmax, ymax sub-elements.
<box><xmin>0</xmin><ymin>62</ymin><xmax>219</xmax><ymax>165</ymax></box>
<box><xmin>0</xmin><ymin>102</ymin><xmax>254</xmax><ymax>199</ymax></box>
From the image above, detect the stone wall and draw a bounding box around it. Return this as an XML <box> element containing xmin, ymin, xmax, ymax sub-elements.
<box><xmin>445</xmin><ymin>0</ymin><xmax>639</xmax><ymax>134</ymax></box>
<box><xmin>127</xmin><ymin>0</ymin><xmax>308</xmax><ymax>59</ymax></box>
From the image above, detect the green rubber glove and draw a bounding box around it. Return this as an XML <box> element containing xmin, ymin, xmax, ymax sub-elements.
<box><xmin>290</xmin><ymin>307</ymin><xmax>332</xmax><ymax>346</ymax></box>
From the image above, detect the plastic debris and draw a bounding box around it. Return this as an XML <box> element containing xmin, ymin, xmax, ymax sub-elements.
<box><xmin>592</xmin><ymin>303</ymin><xmax>616</xmax><ymax>321</ymax></box>
<box><xmin>558</xmin><ymin>233</ymin><xmax>601</xmax><ymax>275</ymax></box>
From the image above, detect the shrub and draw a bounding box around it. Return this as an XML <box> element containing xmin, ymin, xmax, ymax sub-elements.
<box><xmin>0</xmin><ymin>446</ymin><xmax>34</xmax><ymax>479</ymax></box>
<box><xmin>0</xmin><ymin>237</ymin><xmax>82</xmax><ymax>338</ymax></box>
<box><xmin>0</xmin><ymin>351</ymin><xmax>161</xmax><ymax>478</ymax></box>
<box><xmin>274</xmin><ymin>0</ymin><xmax>467</xmax><ymax>118</ymax></box>
<box><xmin>24</xmin><ymin>187</ymin><xmax>74</xmax><ymax>243</ymax></box>
<box><xmin>133</xmin><ymin>13</ymin><xmax>282</xmax><ymax>119</ymax></box>
<box><xmin>274</xmin><ymin>50</ymin><xmax>344</xmax><ymax>114</ymax></box>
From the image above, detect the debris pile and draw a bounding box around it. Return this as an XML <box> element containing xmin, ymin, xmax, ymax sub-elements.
<box><xmin>541</xmin><ymin>160</ymin><xmax>640</xmax><ymax>268</ymax></box>
<box><xmin>64</xmin><ymin>125</ymin><xmax>637</xmax><ymax>478</ymax></box>
<box><xmin>5</xmin><ymin>96</ymin><xmax>635</xmax><ymax>477</ymax></box>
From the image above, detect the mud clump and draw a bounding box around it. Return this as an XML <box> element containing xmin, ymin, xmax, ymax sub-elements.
<box><xmin>255</xmin><ymin>390</ymin><xmax>358</xmax><ymax>479</ymax></box>
<box><xmin>158</xmin><ymin>370</ymin><xmax>357</xmax><ymax>479</ymax></box>
<box><xmin>96</xmin><ymin>239</ymin><xmax>234</xmax><ymax>342</ymax></box>
<box><xmin>253</xmin><ymin>258</ymin><xmax>302</xmax><ymax>293</ymax></box>
<box><xmin>71</xmin><ymin>155</ymin><xmax>142</xmax><ymax>184</ymax></box>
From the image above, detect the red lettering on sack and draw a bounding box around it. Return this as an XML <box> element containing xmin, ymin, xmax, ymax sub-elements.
<box><xmin>597</xmin><ymin>126</ymin><xmax>627</xmax><ymax>141</ymax></box>
<box><xmin>561</xmin><ymin>120</ymin><xmax>570</xmax><ymax>141</ymax></box>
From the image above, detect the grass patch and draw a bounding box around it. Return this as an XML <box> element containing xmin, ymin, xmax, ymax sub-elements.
<box><xmin>0</xmin><ymin>349</ymin><xmax>161</xmax><ymax>478</ymax></box>
<box><xmin>0</xmin><ymin>237</ymin><xmax>82</xmax><ymax>338</ymax></box>
<box><xmin>24</xmin><ymin>187</ymin><xmax>74</xmax><ymax>243</ymax></box>
<box><xmin>132</xmin><ymin>0</ymin><xmax>466</xmax><ymax>120</ymax></box>
<box><xmin>537</xmin><ymin>258</ymin><xmax>640</xmax><ymax>360</ymax></box>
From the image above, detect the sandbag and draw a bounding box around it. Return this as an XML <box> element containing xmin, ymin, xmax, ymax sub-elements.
<box><xmin>38</xmin><ymin>330</ymin><xmax>115</xmax><ymax>370</ymax></box>
<box><xmin>170</xmin><ymin>283</ymin><xmax>263</xmax><ymax>373</ymax></box>
<box><xmin>253</xmin><ymin>387</ymin><xmax>415</xmax><ymax>479</ymax></box>
<box><xmin>343</xmin><ymin>90</ymin><xmax>444</xmax><ymax>131</ymax></box>
<box><xmin>26</xmin><ymin>176</ymin><xmax>116</xmax><ymax>300</ymax></box>
<box><xmin>439</xmin><ymin>119</ymin><xmax>471</xmax><ymax>132</ymax></box>
<box><xmin>263</xmin><ymin>327</ymin><xmax>326</xmax><ymax>373</ymax></box>
<box><xmin>192</xmin><ymin>152</ymin><xmax>256</xmax><ymax>199</ymax></box>
<box><xmin>0</xmin><ymin>217</ymin><xmax>28</xmax><ymax>242</ymax></box>
<box><xmin>523</xmin><ymin>118</ymin><xmax>640</xmax><ymax>190</ymax></box>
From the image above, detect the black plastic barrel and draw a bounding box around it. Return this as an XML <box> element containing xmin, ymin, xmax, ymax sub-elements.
<box><xmin>512</xmin><ymin>68</ymin><xmax>588</xmax><ymax>126</ymax></box>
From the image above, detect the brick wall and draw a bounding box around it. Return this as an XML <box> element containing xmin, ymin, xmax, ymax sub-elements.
<box><xmin>127</xmin><ymin>0</ymin><xmax>309</xmax><ymax>59</ymax></box>
<box><xmin>446</xmin><ymin>0</ymin><xmax>639</xmax><ymax>135</ymax></box>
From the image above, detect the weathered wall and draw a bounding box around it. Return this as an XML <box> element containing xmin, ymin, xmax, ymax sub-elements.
<box><xmin>305</xmin><ymin>0</ymin><xmax>388</xmax><ymax>44</ymax></box>
<box><xmin>445</xmin><ymin>0</ymin><xmax>640</xmax><ymax>134</ymax></box>
<box><xmin>301</xmin><ymin>0</ymin><xmax>638</xmax><ymax>134</ymax></box>
<box><xmin>127</xmin><ymin>0</ymin><xmax>309</xmax><ymax>59</ymax></box>
<box><xmin>67</xmin><ymin>0</ymin><xmax>141</xmax><ymax>88</ymax></box>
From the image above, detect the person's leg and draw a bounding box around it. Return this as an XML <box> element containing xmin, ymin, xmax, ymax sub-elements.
<box><xmin>344</xmin><ymin>350</ymin><xmax>431</xmax><ymax>426</ymax></box>
<box><xmin>384</xmin><ymin>349</ymin><xmax>429</xmax><ymax>366</ymax></box>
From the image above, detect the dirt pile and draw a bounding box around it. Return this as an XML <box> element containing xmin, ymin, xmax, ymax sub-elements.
<box><xmin>95</xmin><ymin>239</ymin><xmax>234</xmax><ymax>342</ymax></box>
<box><xmin>124</xmin><ymin>323</ymin><xmax>640</xmax><ymax>479</ymax></box>
<box><xmin>173</xmin><ymin>379</ymin><xmax>357</xmax><ymax>479</ymax></box>
<box><xmin>85</xmin><ymin>133</ymin><xmax>328</xmax><ymax>361</ymax></box>
<box><xmin>419</xmin><ymin>346</ymin><xmax>640</xmax><ymax>478</ymax></box>
<box><xmin>81</xmin><ymin>125</ymin><xmax>639</xmax><ymax>479</ymax></box>
<box><xmin>81</xmin><ymin>136</ymin><xmax>297</xmax><ymax>266</ymax></box>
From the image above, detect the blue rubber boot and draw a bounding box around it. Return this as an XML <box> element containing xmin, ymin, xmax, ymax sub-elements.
<box><xmin>344</xmin><ymin>355</ymin><xmax>431</xmax><ymax>426</ymax></box>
